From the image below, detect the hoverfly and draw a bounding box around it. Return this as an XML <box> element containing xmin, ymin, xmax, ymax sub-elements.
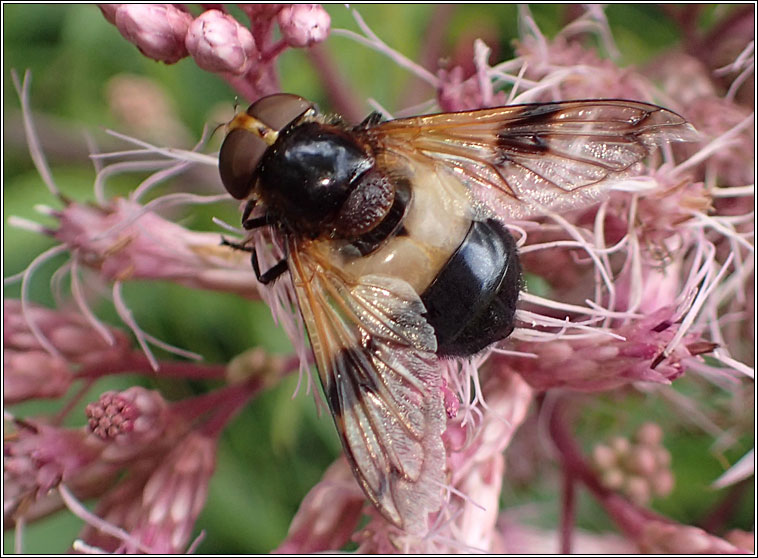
<box><xmin>218</xmin><ymin>94</ymin><xmax>694</xmax><ymax>534</ymax></box>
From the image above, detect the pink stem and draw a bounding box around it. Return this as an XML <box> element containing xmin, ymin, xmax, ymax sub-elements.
<box><xmin>198</xmin><ymin>380</ymin><xmax>259</xmax><ymax>437</ymax></box>
<box><xmin>307</xmin><ymin>44</ymin><xmax>365</xmax><ymax>123</ymax></box>
<box><xmin>53</xmin><ymin>378</ymin><xmax>96</xmax><ymax>425</ymax></box>
<box><xmin>74</xmin><ymin>351</ymin><xmax>228</xmax><ymax>381</ymax></box>
<box><xmin>260</xmin><ymin>39</ymin><xmax>289</xmax><ymax>64</ymax></box>
<box><xmin>560</xmin><ymin>468</ymin><xmax>576</xmax><ymax>553</ymax></box>
<box><xmin>547</xmin><ymin>397</ymin><xmax>669</xmax><ymax>540</ymax></box>
<box><xmin>171</xmin><ymin>354</ymin><xmax>302</xmax><ymax>436</ymax></box>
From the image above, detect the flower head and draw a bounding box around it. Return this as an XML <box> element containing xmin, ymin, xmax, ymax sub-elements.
<box><xmin>111</xmin><ymin>4</ymin><xmax>193</xmax><ymax>64</ymax></box>
<box><xmin>76</xmin><ymin>432</ymin><xmax>216</xmax><ymax>553</ymax></box>
<box><xmin>185</xmin><ymin>10</ymin><xmax>257</xmax><ymax>75</ymax></box>
<box><xmin>51</xmin><ymin>197</ymin><xmax>258</xmax><ymax>297</ymax></box>
<box><xmin>277</xmin><ymin>4</ymin><xmax>331</xmax><ymax>48</ymax></box>
<box><xmin>4</xmin><ymin>300</ymin><xmax>132</xmax><ymax>404</ymax></box>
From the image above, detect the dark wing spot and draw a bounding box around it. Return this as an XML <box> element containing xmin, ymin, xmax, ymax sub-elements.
<box><xmin>496</xmin><ymin>132</ymin><xmax>550</xmax><ymax>156</ymax></box>
<box><xmin>506</xmin><ymin>102</ymin><xmax>564</xmax><ymax>125</ymax></box>
<box><xmin>326</xmin><ymin>346</ymin><xmax>381</xmax><ymax>416</ymax></box>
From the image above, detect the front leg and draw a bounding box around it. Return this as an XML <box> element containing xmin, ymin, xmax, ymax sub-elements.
<box><xmin>251</xmin><ymin>250</ymin><xmax>288</xmax><ymax>284</ymax></box>
<box><xmin>220</xmin><ymin>237</ymin><xmax>288</xmax><ymax>285</ymax></box>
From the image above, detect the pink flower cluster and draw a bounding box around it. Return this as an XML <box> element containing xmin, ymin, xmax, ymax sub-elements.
<box><xmin>100</xmin><ymin>4</ymin><xmax>330</xmax><ymax>99</ymax></box>
<box><xmin>5</xmin><ymin>4</ymin><xmax>754</xmax><ymax>555</ymax></box>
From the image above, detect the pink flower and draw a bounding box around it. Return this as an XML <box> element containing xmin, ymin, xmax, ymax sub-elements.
<box><xmin>5</xmin><ymin>420</ymin><xmax>116</xmax><ymax>525</ymax></box>
<box><xmin>77</xmin><ymin>432</ymin><xmax>217</xmax><ymax>553</ymax></box>
<box><xmin>50</xmin><ymin>198</ymin><xmax>259</xmax><ymax>298</ymax></box>
<box><xmin>275</xmin><ymin>459</ymin><xmax>365</xmax><ymax>553</ymax></box>
<box><xmin>4</xmin><ymin>350</ymin><xmax>70</xmax><ymax>404</ymax></box>
<box><xmin>591</xmin><ymin>423</ymin><xmax>675</xmax><ymax>506</ymax></box>
<box><xmin>112</xmin><ymin>4</ymin><xmax>193</xmax><ymax>64</ymax></box>
<box><xmin>185</xmin><ymin>9</ymin><xmax>257</xmax><ymax>75</ymax></box>
<box><xmin>5</xmin><ymin>300</ymin><xmax>131</xmax><ymax>366</ymax></box>
<box><xmin>637</xmin><ymin>521</ymin><xmax>747</xmax><ymax>554</ymax></box>
<box><xmin>437</xmin><ymin>369</ymin><xmax>533</xmax><ymax>552</ymax></box>
<box><xmin>4</xmin><ymin>300</ymin><xmax>133</xmax><ymax>403</ymax></box>
<box><xmin>86</xmin><ymin>388</ymin><xmax>168</xmax><ymax>445</ymax></box>
<box><xmin>277</xmin><ymin>4</ymin><xmax>331</xmax><ymax>48</ymax></box>
<box><xmin>497</xmin><ymin>307</ymin><xmax>712</xmax><ymax>391</ymax></box>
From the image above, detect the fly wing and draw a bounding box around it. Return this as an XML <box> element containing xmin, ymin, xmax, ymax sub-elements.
<box><xmin>286</xmin><ymin>234</ymin><xmax>446</xmax><ymax>534</ymax></box>
<box><xmin>365</xmin><ymin>99</ymin><xmax>696</xmax><ymax>220</ymax></box>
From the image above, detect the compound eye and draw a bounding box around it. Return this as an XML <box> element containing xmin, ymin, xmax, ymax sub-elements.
<box><xmin>247</xmin><ymin>93</ymin><xmax>314</xmax><ymax>131</ymax></box>
<box><xmin>219</xmin><ymin>94</ymin><xmax>315</xmax><ymax>200</ymax></box>
<box><xmin>219</xmin><ymin>128</ymin><xmax>267</xmax><ymax>200</ymax></box>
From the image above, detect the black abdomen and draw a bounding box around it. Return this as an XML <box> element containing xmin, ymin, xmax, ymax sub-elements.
<box><xmin>421</xmin><ymin>219</ymin><xmax>521</xmax><ymax>357</ymax></box>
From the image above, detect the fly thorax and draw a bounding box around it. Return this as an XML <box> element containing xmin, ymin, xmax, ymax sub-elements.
<box><xmin>256</xmin><ymin>122</ymin><xmax>374</xmax><ymax>233</ymax></box>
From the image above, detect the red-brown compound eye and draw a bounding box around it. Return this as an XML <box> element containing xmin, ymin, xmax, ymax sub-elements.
<box><xmin>218</xmin><ymin>127</ymin><xmax>268</xmax><ymax>200</ymax></box>
<box><xmin>247</xmin><ymin>93</ymin><xmax>314</xmax><ymax>131</ymax></box>
<box><xmin>218</xmin><ymin>93</ymin><xmax>315</xmax><ymax>200</ymax></box>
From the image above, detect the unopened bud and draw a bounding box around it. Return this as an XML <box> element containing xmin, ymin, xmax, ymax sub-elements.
<box><xmin>624</xmin><ymin>475</ymin><xmax>651</xmax><ymax>506</ymax></box>
<box><xmin>626</xmin><ymin>446</ymin><xmax>658</xmax><ymax>476</ymax></box>
<box><xmin>186</xmin><ymin>10</ymin><xmax>257</xmax><ymax>75</ymax></box>
<box><xmin>4</xmin><ymin>350</ymin><xmax>71</xmax><ymax>404</ymax></box>
<box><xmin>635</xmin><ymin>422</ymin><xmax>664</xmax><ymax>446</ymax></box>
<box><xmin>639</xmin><ymin>521</ymin><xmax>743</xmax><ymax>554</ymax></box>
<box><xmin>277</xmin><ymin>4</ymin><xmax>330</xmax><ymax>48</ymax></box>
<box><xmin>610</xmin><ymin>436</ymin><xmax>631</xmax><ymax>456</ymax></box>
<box><xmin>113</xmin><ymin>4</ymin><xmax>193</xmax><ymax>64</ymax></box>
<box><xmin>592</xmin><ymin>444</ymin><xmax>617</xmax><ymax>469</ymax></box>
<box><xmin>601</xmin><ymin>468</ymin><xmax>625</xmax><ymax>490</ymax></box>
<box><xmin>651</xmin><ymin>469</ymin><xmax>675</xmax><ymax>497</ymax></box>
<box><xmin>227</xmin><ymin>348</ymin><xmax>285</xmax><ymax>385</ymax></box>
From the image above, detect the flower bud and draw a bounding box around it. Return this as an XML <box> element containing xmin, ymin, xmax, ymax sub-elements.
<box><xmin>624</xmin><ymin>475</ymin><xmax>650</xmax><ymax>506</ymax></box>
<box><xmin>654</xmin><ymin>446</ymin><xmax>672</xmax><ymax>468</ymax></box>
<box><xmin>496</xmin><ymin>307</ymin><xmax>708</xmax><ymax>391</ymax></box>
<box><xmin>52</xmin><ymin>199</ymin><xmax>259</xmax><ymax>298</ymax></box>
<box><xmin>601</xmin><ymin>468</ymin><xmax>625</xmax><ymax>490</ymax></box>
<box><xmin>276</xmin><ymin>458</ymin><xmax>364</xmax><ymax>553</ymax></box>
<box><xmin>5</xmin><ymin>420</ymin><xmax>115</xmax><ymax>521</ymax></box>
<box><xmin>137</xmin><ymin>433</ymin><xmax>216</xmax><ymax>552</ymax></box>
<box><xmin>86</xmin><ymin>388</ymin><xmax>168</xmax><ymax>448</ymax></box>
<box><xmin>651</xmin><ymin>469</ymin><xmax>675</xmax><ymax>497</ymax></box>
<box><xmin>186</xmin><ymin>10</ymin><xmax>257</xmax><ymax>75</ymax></box>
<box><xmin>98</xmin><ymin>4</ymin><xmax>120</xmax><ymax>25</ymax></box>
<box><xmin>113</xmin><ymin>4</ymin><xmax>193</xmax><ymax>64</ymax></box>
<box><xmin>277</xmin><ymin>4</ymin><xmax>330</xmax><ymax>48</ymax></box>
<box><xmin>4</xmin><ymin>300</ymin><xmax>132</xmax><ymax>403</ymax></box>
<box><xmin>226</xmin><ymin>348</ymin><xmax>285</xmax><ymax>385</ymax></box>
<box><xmin>4</xmin><ymin>350</ymin><xmax>71</xmax><ymax>404</ymax></box>
<box><xmin>724</xmin><ymin>529</ymin><xmax>754</xmax><ymax>553</ymax></box>
<box><xmin>76</xmin><ymin>432</ymin><xmax>217</xmax><ymax>553</ymax></box>
<box><xmin>626</xmin><ymin>446</ymin><xmax>658</xmax><ymax>476</ymax></box>
<box><xmin>638</xmin><ymin>521</ymin><xmax>743</xmax><ymax>554</ymax></box>
<box><xmin>592</xmin><ymin>444</ymin><xmax>617</xmax><ymax>469</ymax></box>
<box><xmin>635</xmin><ymin>422</ymin><xmax>664</xmax><ymax>446</ymax></box>
<box><xmin>610</xmin><ymin>436</ymin><xmax>631</xmax><ymax>456</ymax></box>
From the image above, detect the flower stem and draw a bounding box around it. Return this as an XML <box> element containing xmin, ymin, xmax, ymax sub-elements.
<box><xmin>74</xmin><ymin>352</ymin><xmax>228</xmax><ymax>381</ymax></box>
<box><xmin>560</xmin><ymin>468</ymin><xmax>576</xmax><ymax>553</ymax></box>
<box><xmin>307</xmin><ymin>44</ymin><xmax>364</xmax><ymax>123</ymax></box>
<box><xmin>547</xmin><ymin>396</ymin><xmax>669</xmax><ymax>540</ymax></box>
<box><xmin>53</xmin><ymin>378</ymin><xmax>96</xmax><ymax>425</ymax></box>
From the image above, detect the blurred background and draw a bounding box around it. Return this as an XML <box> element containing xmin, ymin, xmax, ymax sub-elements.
<box><xmin>3</xmin><ymin>4</ymin><xmax>753</xmax><ymax>553</ymax></box>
